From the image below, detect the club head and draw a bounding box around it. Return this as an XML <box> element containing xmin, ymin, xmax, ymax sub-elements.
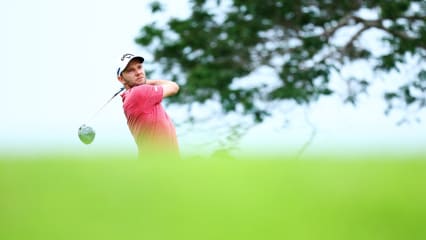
<box><xmin>78</xmin><ymin>124</ymin><xmax>96</xmax><ymax>144</ymax></box>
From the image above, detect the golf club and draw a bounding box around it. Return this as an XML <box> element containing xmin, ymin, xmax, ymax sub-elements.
<box><xmin>78</xmin><ymin>87</ymin><xmax>125</xmax><ymax>145</ymax></box>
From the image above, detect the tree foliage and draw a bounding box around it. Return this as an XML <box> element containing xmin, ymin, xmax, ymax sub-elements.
<box><xmin>136</xmin><ymin>0</ymin><xmax>426</xmax><ymax>123</ymax></box>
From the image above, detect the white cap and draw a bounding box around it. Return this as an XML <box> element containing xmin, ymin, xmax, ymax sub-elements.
<box><xmin>116</xmin><ymin>53</ymin><xmax>144</xmax><ymax>77</ymax></box>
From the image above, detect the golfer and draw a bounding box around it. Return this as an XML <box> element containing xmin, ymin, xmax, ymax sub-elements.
<box><xmin>117</xmin><ymin>53</ymin><xmax>180</xmax><ymax>159</ymax></box>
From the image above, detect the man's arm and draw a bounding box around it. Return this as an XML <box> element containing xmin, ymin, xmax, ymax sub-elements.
<box><xmin>146</xmin><ymin>79</ymin><xmax>179</xmax><ymax>98</ymax></box>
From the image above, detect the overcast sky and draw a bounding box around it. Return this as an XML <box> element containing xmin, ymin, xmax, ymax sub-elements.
<box><xmin>1</xmin><ymin>0</ymin><xmax>425</xmax><ymax>157</ymax></box>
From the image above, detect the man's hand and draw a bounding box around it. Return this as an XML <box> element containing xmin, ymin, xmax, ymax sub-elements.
<box><xmin>146</xmin><ymin>79</ymin><xmax>179</xmax><ymax>98</ymax></box>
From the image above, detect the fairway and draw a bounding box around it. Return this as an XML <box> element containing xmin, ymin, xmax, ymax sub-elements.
<box><xmin>1</xmin><ymin>153</ymin><xmax>425</xmax><ymax>240</ymax></box>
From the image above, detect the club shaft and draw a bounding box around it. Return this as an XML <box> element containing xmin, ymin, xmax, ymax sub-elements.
<box><xmin>87</xmin><ymin>87</ymin><xmax>125</xmax><ymax>123</ymax></box>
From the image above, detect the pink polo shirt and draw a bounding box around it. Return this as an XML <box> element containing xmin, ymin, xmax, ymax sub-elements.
<box><xmin>121</xmin><ymin>84</ymin><xmax>179</xmax><ymax>157</ymax></box>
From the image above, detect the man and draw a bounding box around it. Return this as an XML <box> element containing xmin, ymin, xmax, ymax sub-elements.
<box><xmin>117</xmin><ymin>53</ymin><xmax>180</xmax><ymax>159</ymax></box>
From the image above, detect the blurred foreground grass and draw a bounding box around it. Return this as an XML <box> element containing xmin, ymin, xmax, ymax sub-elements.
<box><xmin>1</xmin><ymin>153</ymin><xmax>425</xmax><ymax>240</ymax></box>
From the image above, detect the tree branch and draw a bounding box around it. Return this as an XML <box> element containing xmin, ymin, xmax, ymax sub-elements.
<box><xmin>352</xmin><ymin>16</ymin><xmax>425</xmax><ymax>49</ymax></box>
<box><xmin>342</xmin><ymin>24</ymin><xmax>369</xmax><ymax>50</ymax></box>
<box><xmin>323</xmin><ymin>13</ymin><xmax>354</xmax><ymax>38</ymax></box>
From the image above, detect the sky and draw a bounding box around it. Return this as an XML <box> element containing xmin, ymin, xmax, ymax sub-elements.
<box><xmin>1</xmin><ymin>0</ymin><xmax>425</xmax><ymax>157</ymax></box>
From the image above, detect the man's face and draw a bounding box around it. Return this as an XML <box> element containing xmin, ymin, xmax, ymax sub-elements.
<box><xmin>118</xmin><ymin>59</ymin><xmax>146</xmax><ymax>88</ymax></box>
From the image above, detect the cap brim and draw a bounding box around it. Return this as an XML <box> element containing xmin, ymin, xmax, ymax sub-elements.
<box><xmin>130</xmin><ymin>56</ymin><xmax>144</xmax><ymax>64</ymax></box>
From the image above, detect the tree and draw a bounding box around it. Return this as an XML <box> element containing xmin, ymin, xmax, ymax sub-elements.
<box><xmin>136</xmin><ymin>0</ymin><xmax>426</xmax><ymax>124</ymax></box>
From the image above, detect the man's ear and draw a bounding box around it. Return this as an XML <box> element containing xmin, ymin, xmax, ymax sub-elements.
<box><xmin>117</xmin><ymin>76</ymin><xmax>125</xmax><ymax>85</ymax></box>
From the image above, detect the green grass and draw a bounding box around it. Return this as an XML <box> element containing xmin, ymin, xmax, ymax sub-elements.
<box><xmin>1</xmin><ymin>153</ymin><xmax>425</xmax><ymax>240</ymax></box>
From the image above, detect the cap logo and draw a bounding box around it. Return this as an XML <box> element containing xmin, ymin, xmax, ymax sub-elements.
<box><xmin>121</xmin><ymin>53</ymin><xmax>135</xmax><ymax>61</ymax></box>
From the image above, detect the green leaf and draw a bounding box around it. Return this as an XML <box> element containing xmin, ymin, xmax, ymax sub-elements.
<box><xmin>149</xmin><ymin>1</ymin><xmax>163</xmax><ymax>13</ymax></box>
